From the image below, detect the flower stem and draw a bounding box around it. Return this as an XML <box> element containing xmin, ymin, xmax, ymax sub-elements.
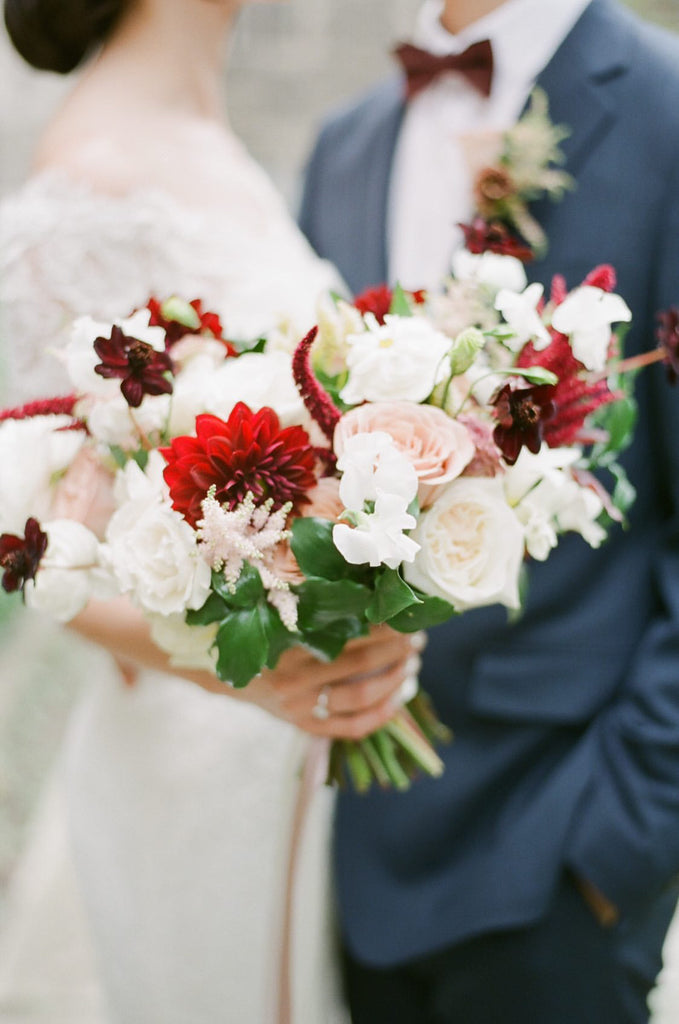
<box><xmin>385</xmin><ymin>709</ymin><xmax>445</xmax><ymax>779</ymax></box>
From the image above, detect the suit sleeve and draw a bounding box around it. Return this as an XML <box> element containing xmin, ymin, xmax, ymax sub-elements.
<box><xmin>563</xmin><ymin>154</ymin><xmax>679</xmax><ymax>916</ymax></box>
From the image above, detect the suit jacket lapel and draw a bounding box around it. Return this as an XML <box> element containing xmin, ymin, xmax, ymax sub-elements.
<box><xmin>529</xmin><ymin>0</ymin><xmax>633</xmax><ymax>237</ymax></box>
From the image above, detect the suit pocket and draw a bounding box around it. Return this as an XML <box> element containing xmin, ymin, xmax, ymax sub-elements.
<box><xmin>467</xmin><ymin>648</ymin><xmax>628</xmax><ymax>725</ymax></box>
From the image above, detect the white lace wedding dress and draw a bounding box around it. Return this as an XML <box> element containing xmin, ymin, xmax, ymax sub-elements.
<box><xmin>0</xmin><ymin>159</ymin><xmax>348</xmax><ymax>1024</ymax></box>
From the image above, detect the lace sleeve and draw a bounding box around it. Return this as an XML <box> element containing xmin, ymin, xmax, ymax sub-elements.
<box><xmin>0</xmin><ymin>170</ymin><xmax>342</xmax><ymax>405</ymax></box>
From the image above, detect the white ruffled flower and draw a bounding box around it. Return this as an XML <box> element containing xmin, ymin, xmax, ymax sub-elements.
<box><xmin>103</xmin><ymin>458</ymin><xmax>211</xmax><ymax>616</ymax></box>
<box><xmin>551</xmin><ymin>286</ymin><xmax>632</xmax><ymax>372</ymax></box>
<box><xmin>495</xmin><ymin>283</ymin><xmax>551</xmax><ymax>351</ymax></box>
<box><xmin>205</xmin><ymin>351</ymin><xmax>306</xmax><ymax>428</ymax></box>
<box><xmin>452</xmin><ymin>249</ymin><xmax>528</xmax><ymax>294</ymax></box>
<box><xmin>404</xmin><ymin>477</ymin><xmax>525</xmax><ymax>612</ymax></box>
<box><xmin>0</xmin><ymin>416</ymin><xmax>85</xmax><ymax>534</ymax></box>
<box><xmin>64</xmin><ymin>310</ymin><xmax>166</xmax><ymax>395</ymax></box>
<box><xmin>333</xmin><ymin>491</ymin><xmax>419</xmax><ymax>570</ymax></box>
<box><xmin>24</xmin><ymin>519</ymin><xmax>112</xmax><ymax>622</ymax></box>
<box><xmin>341</xmin><ymin>314</ymin><xmax>452</xmax><ymax>405</ymax></box>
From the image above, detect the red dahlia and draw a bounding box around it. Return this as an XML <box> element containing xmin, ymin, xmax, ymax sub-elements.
<box><xmin>0</xmin><ymin>518</ymin><xmax>48</xmax><ymax>594</ymax></box>
<box><xmin>161</xmin><ymin>403</ymin><xmax>318</xmax><ymax>527</ymax></box>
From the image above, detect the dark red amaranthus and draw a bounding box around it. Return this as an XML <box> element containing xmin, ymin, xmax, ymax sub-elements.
<box><xmin>518</xmin><ymin>333</ymin><xmax>617</xmax><ymax>448</ymax></box>
<box><xmin>291</xmin><ymin>326</ymin><xmax>341</xmax><ymax>443</ymax></box>
<box><xmin>0</xmin><ymin>395</ymin><xmax>85</xmax><ymax>428</ymax></box>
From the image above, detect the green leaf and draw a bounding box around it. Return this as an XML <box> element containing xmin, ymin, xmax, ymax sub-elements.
<box><xmin>160</xmin><ymin>296</ymin><xmax>201</xmax><ymax>330</ymax></box>
<box><xmin>211</xmin><ymin>562</ymin><xmax>264</xmax><ymax>607</ymax></box>
<box><xmin>291</xmin><ymin>517</ymin><xmax>366</xmax><ymax>582</ymax></box>
<box><xmin>609</xmin><ymin>461</ymin><xmax>637</xmax><ymax>518</ymax></box>
<box><xmin>389</xmin><ymin>283</ymin><xmax>413</xmax><ymax>317</ymax></box>
<box><xmin>303</xmin><ymin>619</ymin><xmax>369</xmax><ymax>661</ymax></box>
<box><xmin>132</xmin><ymin>448</ymin><xmax>149</xmax><ymax>471</ymax></box>
<box><xmin>186</xmin><ymin>590</ymin><xmax>229</xmax><ymax>626</ymax></box>
<box><xmin>214</xmin><ymin>609</ymin><xmax>267</xmax><ymax>687</ymax></box>
<box><xmin>296</xmin><ymin>577</ymin><xmax>372</xmax><ymax>631</ymax></box>
<box><xmin>506</xmin><ymin>365</ymin><xmax>559</xmax><ymax>386</ymax></box>
<box><xmin>387</xmin><ymin>592</ymin><xmax>456</xmax><ymax>632</ymax></box>
<box><xmin>366</xmin><ymin>569</ymin><xmax>422</xmax><ymax>624</ymax></box>
<box><xmin>258</xmin><ymin>602</ymin><xmax>297</xmax><ymax>669</ymax></box>
<box><xmin>109</xmin><ymin>445</ymin><xmax>128</xmax><ymax>469</ymax></box>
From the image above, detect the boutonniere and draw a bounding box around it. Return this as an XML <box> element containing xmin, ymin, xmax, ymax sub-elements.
<box><xmin>460</xmin><ymin>88</ymin><xmax>574</xmax><ymax>261</ymax></box>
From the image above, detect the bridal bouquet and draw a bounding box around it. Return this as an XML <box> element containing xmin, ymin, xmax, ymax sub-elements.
<box><xmin>1</xmin><ymin>265</ymin><xmax>674</xmax><ymax>791</ymax></box>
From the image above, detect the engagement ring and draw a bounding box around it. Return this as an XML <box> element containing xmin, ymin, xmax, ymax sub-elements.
<box><xmin>312</xmin><ymin>686</ymin><xmax>331</xmax><ymax>721</ymax></box>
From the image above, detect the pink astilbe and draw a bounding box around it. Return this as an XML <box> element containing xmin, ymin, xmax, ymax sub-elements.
<box><xmin>197</xmin><ymin>490</ymin><xmax>299</xmax><ymax>631</ymax></box>
<box><xmin>292</xmin><ymin>326</ymin><xmax>341</xmax><ymax>443</ymax></box>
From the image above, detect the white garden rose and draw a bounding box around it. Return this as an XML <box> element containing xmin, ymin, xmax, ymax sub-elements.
<box><xmin>340</xmin><ymin>314</ymin><xmax>452</xmax><ymax>405</ymax></box>
<box><xmin>24</xmin><ymin>519</ymin><xmax>112</xmax><ymax>622</ymax></box>
<box><xmin>148</xmin><ymin>613</ymin><xmax>219</xmax><ymax>671</ymax></box>
<box><xmin>551</xmin><ymin>286</ymin><xmax>632</xmax><ymax>372</ymax></box>
<box><xmin>87</xmin><ymin>393</ymin><xmax>171</xmax><ymax>448</ymax></box>
<box><xmin>0</xmin><ymin>416</ymin><xmax>85</xmax><ymax>533</ymax></box>
<box><xmin>104</xmin><ymin>459</ymin><xmax>211</xmax><ymax>615</ymax></box>
<box><xmin>404</xmin><ymin>477</ymin><xmax>525</xmax><ymax>612</ymax></box>
<box><xmin>452</xmin><ymin>249</ymin><xmax>528</xmax><ymax>294</ymax></box>
<box><xmin>205</xmin><ymin>351</ymin><xmax>306</xmax><ymax>427</ymax></box>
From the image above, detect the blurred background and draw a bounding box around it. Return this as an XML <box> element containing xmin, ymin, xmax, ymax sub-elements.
<box><xmin>0</xmin><ymin>0</ymin><xmax>678</xmax><ymax>1018</ymax></box>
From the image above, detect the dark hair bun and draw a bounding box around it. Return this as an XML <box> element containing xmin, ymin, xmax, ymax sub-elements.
<box><xmin>4</xmin><ymin>0</ymin><xmax>126</xmax><ymax>74</ymax></box>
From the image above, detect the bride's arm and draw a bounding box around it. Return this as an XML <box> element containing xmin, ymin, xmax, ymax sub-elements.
<box><xmin>70</xmin><ymin>599</ymin><xmax>416</xmax><ymax>741</ymax></box>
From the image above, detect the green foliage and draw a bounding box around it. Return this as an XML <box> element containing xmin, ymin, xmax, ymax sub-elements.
<box><xmin>389</xmin><ymin>283</ymin><xmax>413</xmax><ymax>317</ymax></box>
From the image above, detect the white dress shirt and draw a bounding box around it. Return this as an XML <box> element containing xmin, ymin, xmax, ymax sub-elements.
<box><xmin>388</xmin><ymin>0</ymin><xmax>591</xmax><ymax>290</ymax></box>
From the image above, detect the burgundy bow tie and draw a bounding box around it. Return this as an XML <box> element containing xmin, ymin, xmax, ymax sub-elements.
<box><xmin>393</xmin><ymin>39</ymin><xmax>494</xmax><ymax>100</ymax></box>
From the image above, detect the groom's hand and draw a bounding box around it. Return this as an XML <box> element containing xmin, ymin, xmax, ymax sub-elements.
<box><xmin>245</xmin><ymin>627</ymin><xmax>424</xmax><ymax>739</ymax></box>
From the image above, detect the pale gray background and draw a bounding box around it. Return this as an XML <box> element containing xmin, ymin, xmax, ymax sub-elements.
<box><xmin>0</xmin><ymin>0</ymin><xmax>677</xmax><ymax>961</ymax></box>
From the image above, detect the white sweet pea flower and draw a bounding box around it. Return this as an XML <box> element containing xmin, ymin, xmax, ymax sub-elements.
<box><xmin>404</xmin><ymin>477</ymin><xmax>525</xmax><ymax>612</ymax></box>
<box><xmin>0</xmin><ymin>416</ymin><xmax>85</xmax><ymax>533</ymax></box>
<box><xmin>24</xmin><ymin>519</ymin><xmax>111</xmax><ymax>622</ymax></box>
<box><xmin>452</xmin><ymin>249</ymin><xmax>528</xmax><ymax>294</ymax></box>
<box><xmin>495</xmin><ymin>283</ymin><xmax>551</xmax><ymax>351</ymax></box>
<box><xmin>340</xmin><ymin>314</ymin><xmax>452</xmax><ymax>405</ymax></box>
<box><xmin>503</xmin><ymin>447</ymin><xmax>605</xmax><ymax>556</ymax></box>
<box><xmin>64</xmin><ymin>310</ymin><xmax>166</xmax><ymax>394</ymax></box>
<box><xmin>336</xmin><ymin>432</ymin><xmax>419</xmax><ymax>510</ymax></box>
<box><xmin>103</xmin><ymin>458</ymin><xmax>211</xmax><ymax>616</ymax></box>
<box><xmin>333</xmin><ymin>491</ymin><xmax>420</xmax><ymax>570</ymax></box>
<box><xmin>551</xmin><ymin>286</ymin><xmax>632</xmax><ymax>372</ymax></box>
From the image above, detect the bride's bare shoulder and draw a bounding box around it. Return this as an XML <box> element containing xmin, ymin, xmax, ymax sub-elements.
<box><xmin>32</xmin><ymin>85</ymin><xmax>248</xmax><ymax>205</ymax></box>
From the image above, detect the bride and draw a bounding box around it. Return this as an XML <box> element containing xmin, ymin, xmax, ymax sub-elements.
<box><xmin>0</xmin><ymin>0</ymin><xmax>414</xmax><ymax>1020</ymax></box>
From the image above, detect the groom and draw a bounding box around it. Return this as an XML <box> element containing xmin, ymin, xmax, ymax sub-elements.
<box><xmin>300</xmin><ymin>0</ymin><xmax>679</xmax><ymax>1020</ymax></box>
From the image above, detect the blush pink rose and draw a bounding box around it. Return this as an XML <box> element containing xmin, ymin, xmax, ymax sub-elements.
<box><xmin>334</xmin><ymin>401</ymin><xmax>475</xmax><ymax>508</ymax></box>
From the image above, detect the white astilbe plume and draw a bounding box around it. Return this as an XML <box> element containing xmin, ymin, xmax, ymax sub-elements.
<box><xmin>196</xmin><ymin>489</ymin><xmax>299</xmax><ymax>630</ymax></box>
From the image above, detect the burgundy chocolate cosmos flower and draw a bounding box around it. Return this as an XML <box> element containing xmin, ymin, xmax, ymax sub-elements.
<box><xmin>0</xmin><ymin>518</ymin><xmax>48</xmax><ymax>594</ymax></box>
<box><xmin>459</xmin><ymin>217</ymin><xmax>534</xmax><ymax>263</ymax></box>
<box><xmin>94</xmin><ymin>325</ymin><xmax>174</xmax><ymax>408</ymax></box>
<box><xmin>147</xmin><ymin>297</ymin><xmax>237</xmax><ymax>355</ymax></box>
<box><xmin>491</xmin><ymin>382</ymin><xmax>556</xmax><ymax>465</ymax></box>
<box><xmin>656</xmin><ymin>308</ymin><xmax>679</xmax><ymax>385</ymax></box>
<box><xmin>161</xmin><ymin>403</ymin><xmax>318</xmax><ymax>527</ymax></box>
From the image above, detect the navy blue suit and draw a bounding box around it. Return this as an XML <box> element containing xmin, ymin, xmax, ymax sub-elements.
<box><xmin>301</xmin><ymin>1</ymin><xmax>679</xmax><ymax>1020</ymax></box>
